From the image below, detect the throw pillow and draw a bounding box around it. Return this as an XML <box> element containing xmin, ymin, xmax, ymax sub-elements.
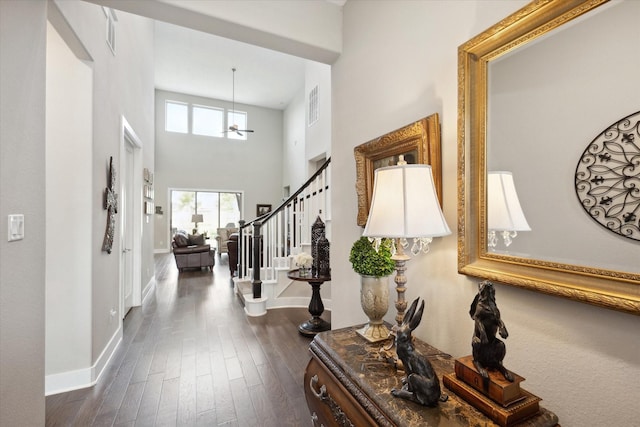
<box><xmin>174</xmin><ymin>233</ymin><xmax>189</xmax><ymax>248</ymax></box>
<box><xmin>189</xmin><ymin>233</ymin><xmax>205</xmax><ymax>246</ymax></box>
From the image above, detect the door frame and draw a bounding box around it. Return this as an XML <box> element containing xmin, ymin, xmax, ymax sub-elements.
<box><xmin>119</xmin><ymin>116</ymin><xmax>142</xmax><ymax>323</ymax></box>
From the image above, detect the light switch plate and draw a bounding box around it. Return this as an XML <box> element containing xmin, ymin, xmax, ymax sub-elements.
<box><xmin>8</xmin><ymin>214</ymin><xmax>24</xmax><ymax>241</ymax></box>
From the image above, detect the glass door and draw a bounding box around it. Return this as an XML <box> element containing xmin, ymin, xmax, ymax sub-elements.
<box><xmin>170</xmin><ymin>189</ymin><xmax>242</xmax><ymax>240</ymax></box>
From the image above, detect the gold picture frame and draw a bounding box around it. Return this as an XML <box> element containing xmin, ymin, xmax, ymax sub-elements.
<box><xmin>457</xmin><ymin>0</ymin><xmax>640</xmax><ymax>315</ymax></box>
<box><xmin>354</xmin><ymin>113</ymin><xmax>442</xmax><ymax>226</ymax></box>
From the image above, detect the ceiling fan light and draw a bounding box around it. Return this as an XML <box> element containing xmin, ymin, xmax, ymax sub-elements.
<box><xmin>226</xmin><ymin>68</ymin><xmax>254</xmax><ymax>136</ymax></box>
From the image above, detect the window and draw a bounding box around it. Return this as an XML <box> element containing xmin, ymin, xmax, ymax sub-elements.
<box><xmin>103</xmin><ymin>7</ymin><xmax>117</xmax><ymax>54</ymax></box>
<box><xmin>164</xmin><ymin>101</ymin><xmax>249</xmax><ymax>140</ymax></box>
<box><xmin>170</xmin><ymin>190</ymin><xmax>242</xmax><ymax>240</ymax></box>
<box><xmin>193</xmin><ymin>105</ymin><xmax>224</xmax><ymax>137</ymax></box>
<box><xmin>227</xmin><ymin>110</ymin><xmax>248</xmax><ymax>141</ymax></box>
<box><xmin>165</xmin><ymin>101</ymin><xmax>188</xmax><ymax>133</ymax></box>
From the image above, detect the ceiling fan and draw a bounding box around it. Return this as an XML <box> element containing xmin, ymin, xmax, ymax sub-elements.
<box><xmin>222</xmin><ymin>68</ymin><xmax>254</xmax><ymax>137</ymax></box>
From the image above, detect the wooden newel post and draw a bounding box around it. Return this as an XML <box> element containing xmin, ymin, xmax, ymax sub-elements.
<box><xmin>252</xmin><ymin>221</ymin><xmax>262</xmax><ymax>299</ymax></box>
<box><xmin>238</xmin><ymin>220</ymin><xmax>245</xmax><ymax>278</ymax></box>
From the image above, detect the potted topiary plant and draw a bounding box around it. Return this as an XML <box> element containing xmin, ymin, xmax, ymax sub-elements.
<box><xmin>349</xmin><ymin>236</ymin><xmax>396</xmax><ymax>342</ymax></box>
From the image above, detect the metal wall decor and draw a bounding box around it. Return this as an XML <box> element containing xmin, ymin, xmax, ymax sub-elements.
<box><xmin>143</xmin><ymin>167</ymin><xmax>154</xmax><ymax>215</ymax></box>
<box><xmin>575</xmin><ymin>110</ymin><xmax>640</xmax><ymax>242</ymax></box>
<box><xmin>102</xmin><ymin>156</ymin><xmax>118</xmax><ymax>254</ymax></box>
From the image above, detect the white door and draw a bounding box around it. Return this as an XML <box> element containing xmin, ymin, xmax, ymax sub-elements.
<box><xmin>122</xmin><ymin>140</ymin><xmax>135</xmax><ymax>315</ymax></box>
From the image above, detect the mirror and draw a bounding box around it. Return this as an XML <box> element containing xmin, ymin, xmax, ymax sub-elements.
<box><xmin>458</xmin><ymin>0</ymin><xmax>640</xmax><ymax>315</ymax></box>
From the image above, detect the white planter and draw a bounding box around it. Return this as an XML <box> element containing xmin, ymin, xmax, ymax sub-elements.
<box><xmin>356</xmin><ymin>274</ymin><xmax>391</xmax><ymax>342</ymax></box>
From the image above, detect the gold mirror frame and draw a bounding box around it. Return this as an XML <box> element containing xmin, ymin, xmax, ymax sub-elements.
<box><xmin>355</xmin><ymin>114</ymin><xmax>442</xmax><ymax>226</ymax></box>
<box><xmin>457</xmin><ymin>0</ymin><xmax>640</xmax><ymax>315</ymax></box>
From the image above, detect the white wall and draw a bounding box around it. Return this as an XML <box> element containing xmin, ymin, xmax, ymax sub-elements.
<box><xmin>87</xmin><ymin>0</ymin><xmax>343</xmax><ymax>64</ymax></box>
<box><xmin>0</xmin><ymin>1</ymin><xmax>47</xmax><ymax>425</ymax></box>
<box><xmin>45</xmin><ymin>21</ymin><xmax>93</xmax><ymax>380</ymax></box>
<box><xmin>154</xmin><ymin>90</ymin><xmax>284</xmax><ymax>250</ymax></box>
<box><xmin>282</xmin><ymin>61</ymin><xmax>331</xmax><ymax>193</ymax></box>
<box><xmin>305</xmin><ymin>61</ymin><xmax>332</xmax><ymax>162</ymax></box>
<box><xmin>283</xmin><ymin>90</ymin><xmax>307</xmax><ymax>192</ymax></box>
<box><xmin>331</xmin><ymin>2</ymin><xmax>639</xmax><ymax>426</ymax></box>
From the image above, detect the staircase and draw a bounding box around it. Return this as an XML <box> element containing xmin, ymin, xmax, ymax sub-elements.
<box><xmin>233</xmin><ymin>158</ymin><xmax>331</xmax><ymax>316</ymax></box>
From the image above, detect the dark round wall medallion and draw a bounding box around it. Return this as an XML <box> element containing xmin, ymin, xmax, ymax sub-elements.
<box><xmin>575</xmin><ymin>110</ymin><xmax>640</xmax><ymax>242</ymax></box>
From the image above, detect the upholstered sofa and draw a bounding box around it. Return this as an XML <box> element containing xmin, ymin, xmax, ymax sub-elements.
<box><xmin>172</xmin><ymin>230</ymin><xmax>215</xmax><ymax>272</ymax></box>
<box><xmin>216</xmin><ymin>225</ymin><xmax>238</xmax><ymax>255</ymax></box>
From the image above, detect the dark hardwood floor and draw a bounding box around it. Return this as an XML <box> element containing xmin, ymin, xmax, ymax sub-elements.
<box><xmin>46</xmin><ymin>253</ymin><xmax>327</xmax><ymax>426</ymax></box>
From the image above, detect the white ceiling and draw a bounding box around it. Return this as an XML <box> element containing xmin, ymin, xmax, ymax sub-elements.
<box><xmin>154</xmin><ymin>20</ymin><xmax>309</xmax><ymax>110</ymax></box>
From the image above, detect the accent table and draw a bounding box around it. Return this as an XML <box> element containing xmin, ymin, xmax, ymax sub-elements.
<box><xmin>304</xmin><ymin>326</ymin><xmax>559</xmax><ymax>427</ymax></box>
<box><xmin>287</xmin><ymin>269</ymin><xmax>331</xmax><ymax>337</ymax></box>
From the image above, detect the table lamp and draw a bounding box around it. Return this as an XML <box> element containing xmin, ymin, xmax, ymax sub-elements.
<box><xmin>363</xmin><ymin>157</ymin><xmax>451</xmax><ymax>327</ymax></box>
<box><xmin>191</xmin><ymin>213</ymin><xmax>203</xmax><ymax>234</ymax></box>
<box><xmin>487</xmin><ymin>171</ymin><xmax>530</xmax><ymax>249</ymax></box>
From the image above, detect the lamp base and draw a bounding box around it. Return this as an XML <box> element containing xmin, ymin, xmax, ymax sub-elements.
<box><xmin>356</xmin><ymin>323</ymin><xmax>390</xmax><ymax>343</ymax></box>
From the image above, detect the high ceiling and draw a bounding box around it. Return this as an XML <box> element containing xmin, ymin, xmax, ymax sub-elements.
<box><xmin>154</xmin><ymin>20</ymin><xmax>309</xmax><ymax>110</ymax></box>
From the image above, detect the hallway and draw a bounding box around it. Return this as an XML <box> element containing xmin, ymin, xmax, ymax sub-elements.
<box><xmin>45</xmin><ymin>253</ymin><xmax>326</xmax><ymax>426</ymax></box>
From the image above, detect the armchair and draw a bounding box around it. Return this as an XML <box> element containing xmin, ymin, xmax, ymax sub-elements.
<box><xmin>216</xmin><ymin>225</ymin><xmax>238</xmax><ymax>255</ymax></box>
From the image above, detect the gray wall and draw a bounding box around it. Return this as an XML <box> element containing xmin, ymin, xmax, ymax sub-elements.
<box><xmin>0</xmin><ymin>0</ymin><xmax>156</xmax><ymax>409</ymax></box>
<box><xmin>488</xmin><ymin>0</ymin><xmax>640</xmax><ymax>272</ymax></box>
<box><xmin>45</xmin><ymin>19</ymin><xmax>93</xmax><ymax>382</ymax></box>
<box><xmin>154</xmin><ymin>90</ymin><xmax>284</xmax><ymax>251</ymax></box>
<box><xmin>54</xmin><ymin>0</ymin><xmax>156</xmax><ymax>364</ymax></box>
<box><xmin>0</xmin><ymin>1</ymin><xmax>47</xmax><ymax>424</ymax></box>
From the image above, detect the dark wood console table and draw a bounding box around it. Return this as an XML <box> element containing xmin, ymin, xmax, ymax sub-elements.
<box><xmin>287</xmin><ymin>269</ymin><xmax>331</xmax><ymax>337</ymax></box>
<box><xmin>304</xmin><ymin>326</ymin><xmax>559</xmax><ymax>427</ymax></box>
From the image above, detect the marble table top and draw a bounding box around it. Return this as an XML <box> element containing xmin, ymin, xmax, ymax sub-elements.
<box><xmin>310</xmin><ymin>326</ymin><xmax>559</xmax><ymax>427</ymax></box>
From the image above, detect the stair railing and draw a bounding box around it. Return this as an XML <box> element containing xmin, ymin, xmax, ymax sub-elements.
<box><xmin>237</xmin><ymin>158</ymin><xmax>331</xmax><ymax>299</ymax></box>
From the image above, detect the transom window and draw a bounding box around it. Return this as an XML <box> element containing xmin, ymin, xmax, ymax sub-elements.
<box><xmin>164</xmin><ymin>100</ymin><xmax>248</xmax><ymax>140</ymax></box>
<box><xmin>193</xmin><ymin>105</ymin><xmax>224</xmax><ymax>137</ymax></box>
<box><xmin>165</xmin><ymin>101</ymin><xmax>188</xmax><ymax>133</ymax></box>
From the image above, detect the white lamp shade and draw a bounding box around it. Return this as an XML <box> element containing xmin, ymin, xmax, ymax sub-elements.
<box><xmin>488</xmin><ymin>171</ymin><xmax>530</xmax><ymax>231</ymax></box>
<box><xmin>363</xmin><ymin>164</ymin><xmax>451</xmax><ymax>238</ymax></box>
<box><xmin>191</xmin><ymin>214</ymin><xmax>203</xmax><ymax>223</ymax></box>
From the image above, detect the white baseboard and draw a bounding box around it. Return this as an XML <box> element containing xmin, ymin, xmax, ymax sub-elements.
<box><xmin>45</xmin><ymin>367</ymin><xmax>92</xmax><ymax>397</ymax></box>
<box><xmin>45</xmin><ymin>325</ymin><xmax>122</xmax><ymax>396</ymax></box>
<box><xmin>154</xmin><ymin>248</ymin><xmax>170</xmax><ymax>254</ymax></box>
<box><xmin>91</xmin><ymin>326</ymin><xmax>122</xmax><ymax>386</ymax></box>
<box><xmin>142</xmin><ymin>275</ymin><xmax>155</xmax><ymax>303</ymax></box>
